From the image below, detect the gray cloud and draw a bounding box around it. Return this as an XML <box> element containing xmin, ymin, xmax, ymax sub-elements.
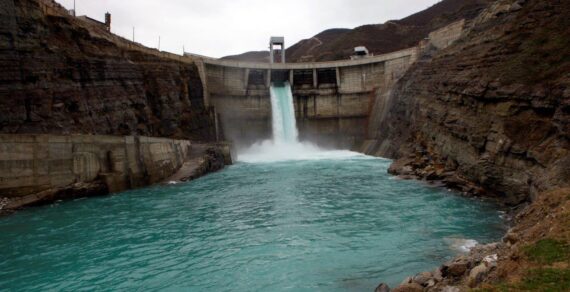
<box><xmin>58</xmin><ymin>0</ymin><xmax>439</xmax><ymax>58</ymax></box>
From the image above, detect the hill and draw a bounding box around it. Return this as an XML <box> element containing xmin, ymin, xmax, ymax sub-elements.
<box><xmin>223</xmin><ymin>0</ymin><xmax>494</xmax><ymax>62</ymax></box>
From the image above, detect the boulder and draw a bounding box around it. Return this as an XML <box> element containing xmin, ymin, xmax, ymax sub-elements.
<box><xmin>440</xmin><ymin>286</ymin><xmax>460</xmax><ymax>292</ymax></box>
<box><xmin>400</xmin><ymin>276</ymin><xmax>413</xmax><ymax>285</ymax></box>
<box><xmin>413</xmin><ymin>272</ymin><xmax>433</xmax><ymax>286</ymax></box>
<box><xmin>483</xmin><ymin>254</ymin><xmax>498</xmax><ymax>267</ymax></box>
<box><xmin>433</xmin><ymin>268</ymin><xmax>443</xmax><ymax>282</ymax></box>
<box><xmin>442</xmin><ymin>259</ymin><xmax>469</xmax><ymax>277</ymax></box>
<box><xmin>468</xmin><ymin>263</ymin><xmax>490</xmax><ymax>287</ymax></box>
<box><xmin>392</xmin><ymin>283</ymin><xmax>424</xmax><ymax>292</ymax></box>
<box><xmin>503</xmin><ymin>230</ymin><xmax>519</xmax><ymax>244</ymax></box>
<box><xmin>375</xmin><ymin>283</ymin><xmax>391</xmax><ymax>292</ymax></box>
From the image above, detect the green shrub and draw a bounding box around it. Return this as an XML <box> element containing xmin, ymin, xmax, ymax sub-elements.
<box><xmin>523</xmin><ymin>239</ymin><xmax>570</xmax><ymax>265</ymax></box>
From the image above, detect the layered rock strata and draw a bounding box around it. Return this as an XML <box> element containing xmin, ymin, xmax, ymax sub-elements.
<box><xmin>365</xmin><ymin>0</ymin><xmax>569</xmax><ymax>205</ymax></box>
<box><xmin>0</xmin><ymin>0</ymin><xmax>227</xmax><ymax>213</ymax></box>
<box><xmin>367</xmin><ymin>0</ymin><xmax>569</xmax><ymax>290</ymax></box>
<box><xmin>0</xmin><ymin>0</ymin><xmax>216</xmax><ymax>141</ymax></box>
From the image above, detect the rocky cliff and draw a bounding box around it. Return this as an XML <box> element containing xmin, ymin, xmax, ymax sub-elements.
<box><xmin>0</xmin><ymin>0</ymin><xmax>228</xmax><ymax>213</ymax></box>
<box><xmin>366</xmin><ymin>0</ymin><xmax>569</xmax><ymax>206</ymax></box>
<box><xmin>0</xmin><ymin>0</ymin><xmax>216</xmax><ymax>141</ymax></box>
<box><xmin>366</xmin><ymin>0</ymin><xmax>569</xmax><ymax>290</ymax></box>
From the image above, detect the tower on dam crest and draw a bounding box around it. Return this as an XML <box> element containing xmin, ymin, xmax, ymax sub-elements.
<box><xmin>269</xmin><ymin>36</ymin><xmax>285</xmax><ymax>64</ymax></box>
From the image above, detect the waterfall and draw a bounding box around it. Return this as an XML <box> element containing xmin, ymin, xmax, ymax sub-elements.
<box><xmin>238</xmin><ymin>82</ymin><xmax>360</xmax><ymax>163</ymax></box>
<box><xmin>270</xmin><ymin>82</ymin><xmax>298</xmax><ymax>144</ymax></box>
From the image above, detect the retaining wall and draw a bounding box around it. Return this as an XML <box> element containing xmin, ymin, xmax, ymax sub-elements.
<box><xmin>0</xmin><ymin>134</ymin><xmax>192</xmax><ymax>197</ymax></box>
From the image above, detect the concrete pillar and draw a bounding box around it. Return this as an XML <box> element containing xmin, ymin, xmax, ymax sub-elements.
<box><xmin>214</xmin><ymin>108</ymin><xmax>220</xmax><ymax>142</ymax></box>
<box><xmin>313</xmin><ymin>68</ymin><xmax>318</xmax><ymax>88</ymax></box>
<box><xmin>195</xmin><ymin>60</ymin><xmax>210</xmax><ymax>107</ymax></box>
<box><xmin>244</xmin><ymin>68</ymin><xmax>250</xmax><ymax>87</ymax></box>
<box><xmin>289</xmin><ymin>70</ymin><xmax>294</xmax><ymax>85</ymax></box>
<box><xmin>335</xmin><ymin>67</ymin><xmax>341</xmax><ymax>88</ymax></box>
<box><xmin>282</xmin><ymin>40</ymin><xmax>286</xmax><ymax>63</ymax></box>
<box><xmin>266</xmin><ymin>69</ymin><xmax>271</xmax><ymax>87</ymax></box>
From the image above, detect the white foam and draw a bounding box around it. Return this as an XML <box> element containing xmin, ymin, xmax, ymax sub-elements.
<box><xmin>237</xmin><ymin>140</ymin><xmax>367</xmax><ymax>163</ymax></box>
<box><xmin>445</xmin><ymin>237</ymin><xmax>479</xmax><ymax>253</ymax></box>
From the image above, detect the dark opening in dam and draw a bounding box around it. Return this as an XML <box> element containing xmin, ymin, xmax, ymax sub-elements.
<box><xmin>248</xmin><ymin>69</ymin><xmax>266</xmax><ymax>86</ymax></box>
<box><xmin>293</xmin><ymin>69</ymin><xmax>314</xmax><ymax>86</ymax></box>
<box><xmin>317</xmin><ymin>68</ymin><xmax>337</xmax><ymax>85</ymax></box>
<box><xmin>271</xmin><ymin>70</ymin><xmax>290</xmax><ymax>83</ymax></box>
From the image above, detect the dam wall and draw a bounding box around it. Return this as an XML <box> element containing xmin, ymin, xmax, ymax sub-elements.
<box><xmin>197</xmin><ymin>47</ymin><xmax>421</xmax><ymax>148</ymax></box>
<box><xmin>188</xmin><ymin>18</ymin><xmax>467</xmax><ymax>149</ymax></box>
<box><xmin>0</xmin><ymin>134</ymin><xmax>192</xmax><ymax>198</ymax></box>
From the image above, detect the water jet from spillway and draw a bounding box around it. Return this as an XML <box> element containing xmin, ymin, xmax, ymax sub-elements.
<box><xmin>270</xmin><ymin>82</ymin><xmax>298</xmax><ymax>144</ymax></box>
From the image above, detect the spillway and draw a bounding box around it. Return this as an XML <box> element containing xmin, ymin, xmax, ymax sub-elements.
<box><xmin>270</xmin><ymin>82</ymin><xmax>299</xmax><ymax>144</ymax></box>
<box><xmin>237</xmin><ymin>82</ymin><xmax>360</xmax><ymax>163</ymax></box>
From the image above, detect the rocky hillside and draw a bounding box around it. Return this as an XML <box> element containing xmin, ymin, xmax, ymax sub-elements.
<box><xmin>0</xmin><ymin>0</ymin><xmax>216</xmax><ymax>141</ymax></box>
<box><xmin>366</xmin><ymin>0</ymin><xmax>569</xmax><ymax>205</ymax></box>
<box><xmin>221</xmin><ymin>50</ymin><xmax>272</xmax><ymax>62</ymax></box>
<box><xmin>365</xmin><ymin>0</ymin><xmax>569</xmax><ymax>289</ymax></box>
<box><xmin>224</xmin><ymin>0</ymin><xmax>494</xmax><ymax>62</ymax></box>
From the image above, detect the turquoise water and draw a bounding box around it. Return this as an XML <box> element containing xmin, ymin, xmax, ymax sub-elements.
<box><xmin>0</xmin><ymin>156</ymin><xmax>505</xmax><ymax>291</ymax></box>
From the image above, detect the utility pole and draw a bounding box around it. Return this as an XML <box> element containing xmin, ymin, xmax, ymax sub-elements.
<box><xmin>73</xmin><ymin>0</ymin><xmax>76</xmax><ymax>16</ymax></box>
<box><xmin>132</xmin><ymin>27</ymin><xmax>135</xmax><ymax>42</ymax></box>
<box><xmin>158</xmin><ymin>36</ymin><xmax>161</xmax><ymax>50</ymax></box>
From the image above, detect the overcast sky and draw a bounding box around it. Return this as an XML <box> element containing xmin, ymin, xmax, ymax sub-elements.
<box><xmin>57</xmin><ymin>0</ymin><xmax>440</xmax><ymax>58</ymax></box>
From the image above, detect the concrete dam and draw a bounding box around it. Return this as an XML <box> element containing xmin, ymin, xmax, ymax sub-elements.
<box><xmin>186</xmin><ymin>19</ymin><xmax>464</xmax><ymax>150</ymax></box>
<box><xmin>192</xmin><ymin>47</ymin><xmax>419</xmax><ymax>149</ymax></box>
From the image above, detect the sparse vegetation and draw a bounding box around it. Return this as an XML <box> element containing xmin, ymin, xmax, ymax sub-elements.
<box><xmin>523</xmin><ymin>239</ymin><xmax>570</xmax><ymax>265</ymax></box>
<box><xmin>479</xmin><ymin>268</ymin><xmax>570</xmax><ymax>292</ymax></box>
<box><xmin>517</xmin><ymin>268</ymin><xmax>570</xmax><ymax>292</ymax></box>
<box><xmin>473</xmin><ymin>239</ymin><xmax>570</xmax><ymax>291</ymax></box>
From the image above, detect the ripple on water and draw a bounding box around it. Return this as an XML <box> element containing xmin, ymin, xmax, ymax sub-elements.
<box><xmin>0</xmin><ymin>156</ymin><xmax>506</xmax><ymax>291</ymax></box>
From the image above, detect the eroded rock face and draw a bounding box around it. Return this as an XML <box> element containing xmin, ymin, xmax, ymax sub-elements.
<box><xmin>366</xmin><ymin>0</ymin><xmax>570</xmax><ymax>205</ymax></box>
<box><xmin>0</xmin><ymin>0</ymin><xmax>216</xmax><ymax>141</ymax></box>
